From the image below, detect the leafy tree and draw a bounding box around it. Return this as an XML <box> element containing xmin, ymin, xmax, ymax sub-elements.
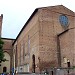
<box><xmin>0</xmin><ymin>38</ymin><xmax>5</xmax><ymax>63</ymax></box>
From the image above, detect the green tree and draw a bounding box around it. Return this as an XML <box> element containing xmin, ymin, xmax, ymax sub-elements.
<box><xmin>0</xmin><ymin>38</ymin><xmax>5</xmax><ymax>63</ymax></box>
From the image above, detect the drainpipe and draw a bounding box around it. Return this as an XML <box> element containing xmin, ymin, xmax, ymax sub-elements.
<box><xmin>57</xmin><ymin>29</ymin><xmax>69</xmax><ymax>67</ymax></box>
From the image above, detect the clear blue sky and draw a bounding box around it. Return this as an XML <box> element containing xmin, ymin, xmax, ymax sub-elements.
<box><xmin>0</xmin><ymin>0</ymin><xmax>75</xmax><ymax>39</ymax></box>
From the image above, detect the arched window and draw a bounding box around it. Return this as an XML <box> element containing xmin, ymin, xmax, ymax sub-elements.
<box><xmin>3</xmin><ymin>66</ymin><xmax>7</xmax><ymax>72</ymax></box>
<box><xmin>32</xmin><ymin>54</ymin><xmax>35</xmax><ymax>73</ymax></box>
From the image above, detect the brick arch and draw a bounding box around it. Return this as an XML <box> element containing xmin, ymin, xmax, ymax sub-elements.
<box><xmin>4</xmin><ymin>51</ymin><xmax>11</xmax><ymax>56</ymax></box>
<box><xmin>4</xmin><ymin>52</ymin><xmax>10</xmax><ymax>61</ymax></box>
<box><xmin>4</xmin><ymin>49</ymin><xmax>13</xmax><ymax>57</ymax></box>
<box><xmin>3</xmin><ymin>66</ymin><xmax>7</xmax><ymax>72</ymax></box>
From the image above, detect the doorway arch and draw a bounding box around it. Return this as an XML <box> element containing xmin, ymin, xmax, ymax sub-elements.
<box><xmin>3</xmin><ymin>67</ymin><xmax>7</xmax><ymax>72</ymax></box>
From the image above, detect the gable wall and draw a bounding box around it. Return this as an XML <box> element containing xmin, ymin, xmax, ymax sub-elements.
<box><xmin>38</xmin><ymin>5</ymin><xmax>75</xmax><ymax>71</ymax></box>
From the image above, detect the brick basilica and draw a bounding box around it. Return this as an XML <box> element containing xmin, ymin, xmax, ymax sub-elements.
<box><xmin>0</xmin><ymin>5</ymin><xmax>75</xmax><ymax>73</ymax></box>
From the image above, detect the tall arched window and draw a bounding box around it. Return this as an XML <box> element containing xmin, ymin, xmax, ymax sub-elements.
<box><xmin>32</xmin><ymin>54</ymin><xmax>35</xmax><ymax>73</ymax></box>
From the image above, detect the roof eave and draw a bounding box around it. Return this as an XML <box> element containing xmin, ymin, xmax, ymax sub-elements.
<box><xmin>12</xmin><ymin>8</ymin><xmax>38</xmax><ymax>45</ymax></box>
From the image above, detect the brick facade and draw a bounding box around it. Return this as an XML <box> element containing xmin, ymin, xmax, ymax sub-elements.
<box><xmin>12</xmin><ymin>5</ymin><xmax>75</xmax><ymax>73</ymax></box>
<box><xmin>0</xmin><ymin>5</ymin><xmax>75</xmax><ymax>73</ymax></box>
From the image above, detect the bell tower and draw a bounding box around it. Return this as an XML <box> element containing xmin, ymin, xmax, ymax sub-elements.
<box><xmin>0</xmin><ymin>14</ymin><xmax>3</xmax><ymax>37</ymax></box>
